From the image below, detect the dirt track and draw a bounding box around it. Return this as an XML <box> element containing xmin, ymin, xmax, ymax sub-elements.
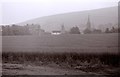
<box><xmin>2</xmin><ymin>63</ymin><xmax>98</xmax><ymax>75</ymax></box>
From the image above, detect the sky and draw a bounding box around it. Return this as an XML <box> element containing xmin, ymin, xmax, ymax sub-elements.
<box><xmin>0</xmin><ymin>0</ymin><xmax>119</xmax><ymax>25</ymax></box>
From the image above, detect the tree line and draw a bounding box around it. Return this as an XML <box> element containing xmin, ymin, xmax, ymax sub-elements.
<box><xmin>70</xmin><ymin>26</ymin><xmax>120</xmax><ymax>34</ymax></box>
<box><xmin>2</xmin><ymin>24</ymin><xmax>31</xmax><ymax>36</ymax></box>
<box><xmin>105</xmin><ymin>27</ymin><xmax>120</xmax><ymax>33</ymax></box>
<box><xmin>1</xmin><ymin>24</ymin><xmax>120</xmax><ymax>36</ymax></box>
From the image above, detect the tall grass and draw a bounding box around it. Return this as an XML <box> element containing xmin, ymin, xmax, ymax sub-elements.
<box><xmin>2</xmin><ymin>51</ymin><xmax>120</xmax><ymax>67</ymax></box>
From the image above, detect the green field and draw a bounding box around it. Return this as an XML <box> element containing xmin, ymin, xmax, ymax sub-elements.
<box><xmin>2</xmin><ymin>33</ymin><xmax>119</xmax><ymax>54</ymax></box>
<box><xmin>2</xmin><ymin>33</ymin><xmax>120</xmax><ymax>75</ymax></box>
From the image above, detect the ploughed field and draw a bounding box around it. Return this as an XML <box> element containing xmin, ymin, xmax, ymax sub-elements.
<box><xmin>2</xmin><ymin>33</ymin><xmax>119</xmax><ymax>54</ymax></box>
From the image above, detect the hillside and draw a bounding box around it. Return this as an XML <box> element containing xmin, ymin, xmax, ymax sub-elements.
<box><xmin>19</xmin><ymin>6</ymin><xmax>118</xmax><ymax>32</ymax></box>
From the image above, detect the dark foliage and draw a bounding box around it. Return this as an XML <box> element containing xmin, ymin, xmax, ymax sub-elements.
<box><xmin>2</xmin><ymin>25</ymin><xmax>31</xmax><ymax>36</ymax></box>
<box><xmin>83</xmin><ymin>28</ymin><xmax>92</xmax><ymax>34</ymax></box>
<box><xmin>2</xmin><ymin>52</ymin><xmax>120</xmax><ymax>67</ymax></box>
<box><xmin>69</xmin><ymin>26</ymin><xmax>80</xmax><ymax>34</ymax></box>
<box><xmin>105</xmin><ymin>27</ymin><xmax>120</xmax><ymax>33</ymax></box>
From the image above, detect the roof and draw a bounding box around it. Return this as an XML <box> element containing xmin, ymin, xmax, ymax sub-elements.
<box><xmin>52</xmin><ymin>31</ymin><xmax>61</xmax><ymax>33</ymax></box>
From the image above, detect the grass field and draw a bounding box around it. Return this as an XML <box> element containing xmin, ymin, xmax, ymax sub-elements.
<box><xmin>2</xmin><ymin>33</ymin><xmax>119</xmax><ymax>53</ymax></box>
<box><xmin>2</xmin><ymin>33</ymin><xmax>120</xmax><ymax>75</ymax></box>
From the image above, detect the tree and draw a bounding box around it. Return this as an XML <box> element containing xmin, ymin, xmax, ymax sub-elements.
<box><xmin>92</xmin><ymin>29</ymin><xmax>102</xmax><ymax>34</ymax></box>
<box><xmin>12</xmin><ymin>24</ymin><xmax>19</xmax><ymax>35</ymax></box>
<box><xmin>105</xmin><ymin>28</ymin><xmax>111</xmax><ymax>33</ymax></box>
<box><xmin>111</xmin><ymin>27</ymin><xmax>115</xmax><ymax>33</ymax></box>
<box><xmin>118</xmin><ymin>27</ymin><xmax>120</xmax><ymax>33</ymax></box>
<box><xmin>83</xmin><ymin>28</ymin><xmax>92</xmax><ymax>34</ymax></box>
<box><xmin>70</xmin><ymin>26</ymin><xmax>80</xmax><ymax>34</ymax></box>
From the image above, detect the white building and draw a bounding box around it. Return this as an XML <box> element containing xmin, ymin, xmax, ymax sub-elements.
<box><xmin>51</xmin><ymin>24</ymin><xmax>66</xmax><ymax>35</ymax></box>
<box><xmin>51</xmin><ymin>31</ymin><xmax>61</xmax><ymax>35</ymax></box>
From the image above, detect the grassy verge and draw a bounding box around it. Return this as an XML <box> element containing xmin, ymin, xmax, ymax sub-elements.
<box><xmin>2</xmin><ymin>52</ymin><xmax>120</xmax><ymax>67</ymax></box>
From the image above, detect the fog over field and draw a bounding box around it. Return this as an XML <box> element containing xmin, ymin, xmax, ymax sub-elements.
<box><xmin>1</xmin><ymin>0</ymin><xmax>119</xmax><ymax>75</ymax></box>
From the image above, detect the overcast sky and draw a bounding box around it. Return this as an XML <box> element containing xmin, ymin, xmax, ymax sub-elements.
<box><xmin>0</xmin><ymin>0</ymin><xmax>119</xmax><ymax>25</ymax></box>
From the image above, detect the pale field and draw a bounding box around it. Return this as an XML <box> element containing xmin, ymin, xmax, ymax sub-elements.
<box><xmin>2</xmin><ymin>33</ymin><xmax>119</xmax><ymax>54</ymax></box>
<box><xmin>2</xmin><ymin>33</ymin><xmax>120</xmax><ymax>75</ymax></box>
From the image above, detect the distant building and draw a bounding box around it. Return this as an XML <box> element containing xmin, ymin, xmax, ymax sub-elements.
<box><xmin>51</xmin><ymin>24</ymin><xmax>66</xmax><ymax>35</ymax></box>
<box><xmin>83</xmin><ymin>15</ymin><xmax>92</xmax><ymax>34</ymax></box>
<box><xmin>61</xmin><ymin>24</ymin><xmax>66</xmax><ymax>34</ymax></box>
<box><xmin>92</xmin><ymin>29</ymin><xmax>102</xmax><ymax>34</ymax></box>
<box><xmin>51</xmin><ymin>31</ymin><xmax>61</xmax><ymax>35</ymax></box>
<box><xmin>26</xmin><ymin>24</ymin><xmax>45</xmax><ymax>35</ymax></box>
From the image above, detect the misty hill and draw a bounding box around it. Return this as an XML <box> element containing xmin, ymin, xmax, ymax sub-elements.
<box><xmin>19</xmin><ymin>6</ymin><xmax>118</xmax><ymax>32</ymax></box>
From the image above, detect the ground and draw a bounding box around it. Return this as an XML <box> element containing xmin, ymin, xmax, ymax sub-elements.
<box><xmin>2</xmin><ymin>62</ymin><xmax>119</xmax><ymax>75</ymax></box>
<box><xmin>3</xmin><ymin>63</ymin><xmax>88</xmax><ymax>75</ymax></box>
<box><xmin>2</xmin><ymin>34</ymin><xmax>120</xmax><ymax>75</ymax></box>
